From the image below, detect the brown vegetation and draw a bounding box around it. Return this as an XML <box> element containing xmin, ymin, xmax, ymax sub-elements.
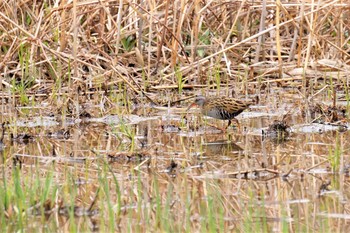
<box><xmin>1</xmin><ymin>0</ymin><xmax>349</xmax><ymax>108</ymax></box>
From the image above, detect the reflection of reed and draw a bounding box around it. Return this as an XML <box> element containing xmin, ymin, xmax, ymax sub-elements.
<box><xmin>202</xmin><ymin>140</ymin><xmax>243</xmax><ymax>157</ymax></box>
<box><xmin>0</xmin><ymin>122</ymin><xmax>5</xmax><ymax>151</ymax></box>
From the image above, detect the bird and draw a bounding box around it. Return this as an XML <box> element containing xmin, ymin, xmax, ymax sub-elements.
<box><xmin>187</xmin><ymin>95</ymin><xmax>254</xmax><ymax>130</ymax></box>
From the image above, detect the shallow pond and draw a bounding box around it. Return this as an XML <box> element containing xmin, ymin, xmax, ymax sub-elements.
<box><xmin>1</xmin><ymin>87</ymin><xmax>350</xmax><ymax>232</ymax></box>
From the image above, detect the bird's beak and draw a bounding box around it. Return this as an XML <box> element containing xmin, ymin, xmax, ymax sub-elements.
<box><xmin>186</xmin><ymin>103</ymin><xmax>197</xmax><ymax>111</ymax></box>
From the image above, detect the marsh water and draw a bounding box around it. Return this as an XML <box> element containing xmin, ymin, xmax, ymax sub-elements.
<box><xmin>1</xmin><ymin>86</ymin><xmax>350</xmax><ymax>232</ymax></box>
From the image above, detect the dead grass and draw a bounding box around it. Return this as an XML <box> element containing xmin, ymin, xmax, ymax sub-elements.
<box><xmin>1</xmin><ymin>1</ymin><xmax>350</xmax><ymax>232</ymax></box>
<box><xmin>0</xmin><ymin>0</ymin><xmax>349</xmax><ymax>108</ymax></box>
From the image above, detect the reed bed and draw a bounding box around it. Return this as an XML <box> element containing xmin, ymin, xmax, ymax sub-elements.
<box><xmin>0</xmin><ymin>0</ymin><xmax>349</xmax><ymax>105</ymax></box>
<box><xmin>1</xmin><ymin>0</ymin><xmax>350</xmax><ymax>232</ymax></box>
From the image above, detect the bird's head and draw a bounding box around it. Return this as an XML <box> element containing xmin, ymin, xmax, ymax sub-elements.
<box><xmin>187</xmin><ymin>95</ymin><xmax>206</xmax><ymax>110</ymax></box>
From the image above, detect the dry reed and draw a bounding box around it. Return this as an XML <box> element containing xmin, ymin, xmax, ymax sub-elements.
<box><xmin>0</xmin><ymin>0</ymin><xmax>349</xmax><ymax>106</ymax></box>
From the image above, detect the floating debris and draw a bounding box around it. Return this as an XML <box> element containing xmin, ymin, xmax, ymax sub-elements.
<box><xmin>59</xmin><ymin>205</ymin><xmax>99</xmax><ymax>217</ymax></box>
<box><xmin>79</xmin><ymin>110</ymin><xmax>92</xmax><ymax>118</ymax></box>
<box><xmin>292</xmin><ymin>123</ymin><xmax>348</xmax><ymax>134</ymax></box>
<box><xmin>227</xmin><ymin>168</ymin><xmax>280</xmax><ymax>181</ymax></box>
<box><xmin>166</xmin><ymin>160</ymin><xmax>178</xmax><ymax>176</ymax></box>
<box><xmin>12</xmin><ymin>117</ymin><xmax>59</xmax><ymax>127</ymax></box>
<box><xmin>10</xmin><ymin>133</ymin><xmax>34</xmax><ymax>144</ymax></box>
<box><xmin>30</xmin><ymin>200</ymin><xmax>54</xmax><ymax>216</ymax></box>
<box><xmin>318</xmin><ymin>181</ymin><xmax>332</xmax><ymax>197</ymax></box>
<box><xmin>263</xmin><ymin>120</ymin><xmax>290</xmax><ymax>142</ymax></box>
<box><xmin>317</xmin><ymin>213</ymin><xmax>350</xmax><ymax>220</ymax></box>
<box><xmin>309</xmin><ymin>103</ymin><xmax>347</xmax><ymax>123</ymax></box>
<box><xmin>107</xmin><ymin>152</ymin><xmax>150</xmax><ymax>163</ymax></box>
<box><xmin>161</xmin><ymin>124</ymin><xmax>181</xmax><ymax>133</ymax></box>
<box><xmin>47</xmin><ymin>129</ymin><xmax>70</xmax><ymax>139</ymax></box>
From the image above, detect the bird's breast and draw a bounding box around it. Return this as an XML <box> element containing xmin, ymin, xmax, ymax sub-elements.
<box><xmin>203</xmin><ymin>108</ymin><xmax>241</xmax><ymax>120</ymax></box>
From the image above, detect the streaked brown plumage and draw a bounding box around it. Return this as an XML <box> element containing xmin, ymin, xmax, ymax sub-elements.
<box><xmin>187</xmin><ymin>96</ymin><xmax>254</xmax><ymax>129</ymax></box>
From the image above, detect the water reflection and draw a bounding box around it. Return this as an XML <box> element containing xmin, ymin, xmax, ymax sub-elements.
<box><xmin>202</xmin><ymin>140</ymin><xmax>243</xmax><ymax>157</ymax></box>
<box><xmin>1</xmin><ymin>100</ymin><xmax>350</xmax><ymax>232</ymax></box>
